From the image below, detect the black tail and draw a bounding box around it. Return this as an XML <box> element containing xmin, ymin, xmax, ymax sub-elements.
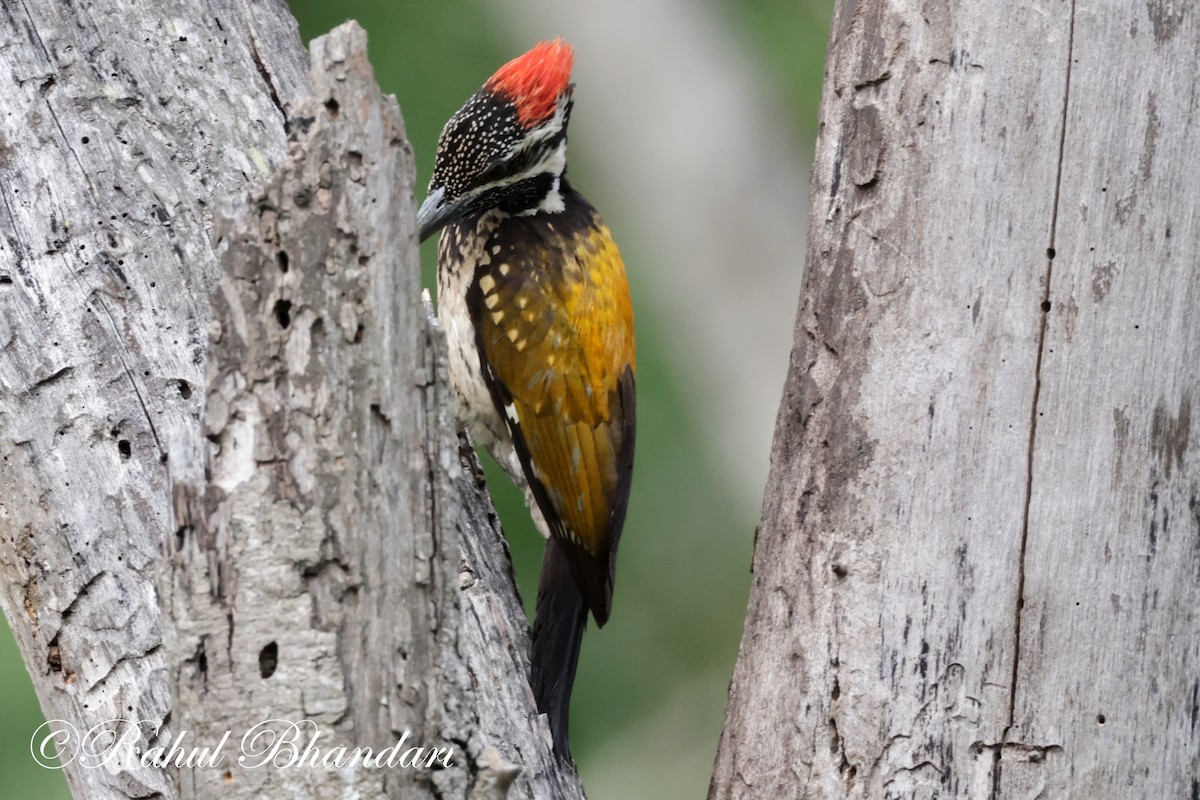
<box><xmin>530</xmin><ymin>537</ymin><xmax>588</xmax><ymax>760</ymax></box>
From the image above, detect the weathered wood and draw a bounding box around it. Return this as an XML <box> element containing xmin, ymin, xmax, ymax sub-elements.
<box><xmin>1</xmin><ymin>4</ymin><xmax>584</xmax><ymax>799</ymax></box>
<box><xmin>164</xmin><ymin>23</ymin><xmax>428</xmax><ymax>798</ymax></box>
<box><xmin>165</xmin><ymin>23</ymin><xmax>585</xmax><ymax>800</ymax></box>
<box><xmin>1014</xmin><ymin>4</ymin><xmax>1200</xmax><ymax>796</ymax></box>
<box><xmin>711</xmin><ymin>0</ymin><xmax>1199</xmax><ymax>797</ymax></box>
<box><xmin>0</xmin><ymin>3</ymin><xmax>308</xmax><ymax>798</ymax></box>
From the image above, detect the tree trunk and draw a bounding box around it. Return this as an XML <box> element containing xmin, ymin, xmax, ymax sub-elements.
<box><xmin>1</xmin><ymin>4</ymin><xmax>581</xmax><ymax>799</ymax></box>
<box><xmin>711</xmin><ymin>1</ymin><xmax>1200</xmax><ymax>798</ymax></box>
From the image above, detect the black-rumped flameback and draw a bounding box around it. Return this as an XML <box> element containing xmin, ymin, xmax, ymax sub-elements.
<box><xmin>417</xmin><ymin>39</ymin><xmax>636</xmax><ymax>760</ymax></box>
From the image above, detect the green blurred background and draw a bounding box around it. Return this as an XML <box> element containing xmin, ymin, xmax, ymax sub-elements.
<box><xmin>0</xmin><ymin>1</ymin><xmax>831</xmax><ymax>798</ymax></box>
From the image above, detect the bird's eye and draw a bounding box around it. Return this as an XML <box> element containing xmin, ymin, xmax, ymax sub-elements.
<box><xmin>475</xmin><ymin>159</ymin><xmax>512</xmax><ymax>187</ymax></box>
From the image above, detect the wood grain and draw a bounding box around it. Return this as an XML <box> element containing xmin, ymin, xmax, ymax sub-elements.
<box><xmin>711</xmin><ymin>0</ymin><xmax>1199</xmax><ymax>797</ymax></box>
<box><xmin>1</xmin><ymin>6</ymin><xmax>583</xmax><ymax>798</ymax></box>
<box><xmin>0</xmin><ymin>3</ymin><xmax>307</xmax><ymax>797</ymax></box>
<box><xmin>166</xmin><ymin>23</ymin><xmax>585</xmax><ymax>800</ymax></box>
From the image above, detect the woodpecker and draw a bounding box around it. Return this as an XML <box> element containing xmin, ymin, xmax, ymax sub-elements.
<box><xmin>417</xmin><ymin>39</ymin><xmax>636</xmax><ymax>759</ymax></box>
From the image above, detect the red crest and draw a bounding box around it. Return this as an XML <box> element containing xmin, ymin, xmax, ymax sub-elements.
<box><xmin>485</xmin><ymin>38</ymin><xmax>574</xmax><ymax>128</ymax></box>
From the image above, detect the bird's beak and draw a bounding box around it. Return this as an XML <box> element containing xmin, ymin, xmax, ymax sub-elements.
<box><xmin>417</xmin><ymin>187</ymin><xmax>458</xmax><ymax>243</ymax></box>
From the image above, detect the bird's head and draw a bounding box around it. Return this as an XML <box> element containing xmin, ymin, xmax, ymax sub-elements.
<box><xmin>418</xmin><ymin>39</ymin><xmax>575</xmax><ymax>242</ymax></box>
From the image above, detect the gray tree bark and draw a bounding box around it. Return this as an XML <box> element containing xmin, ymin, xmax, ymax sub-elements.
<box><xmin>1</xmin><ymin>4</ymin><xmax>581</xmax><ymax>800</ymax></box>
<box><xmin>711</xmin><ymin>1</ymin><xmax>1200</xmax><ymax>798</ymax></box>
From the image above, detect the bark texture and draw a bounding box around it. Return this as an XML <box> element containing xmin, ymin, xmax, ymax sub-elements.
<box><xmin>711</xmin><ymin>1</ymin><xmax>1200</xmax><ymax>798</ymax></box>
<box><xmin>1</xmin><ymin>4</ymin><xmax>583</xmax><ymax>799</ymax></box>
<box><xmin>165</xmin><ymin>23</ymin><xmax>584</xmax><ymax>800</ymax></box>
<box><xmin>0</xmin><ymin>3</ymin><xmax>307</xmax><ymax>797</ymax></box>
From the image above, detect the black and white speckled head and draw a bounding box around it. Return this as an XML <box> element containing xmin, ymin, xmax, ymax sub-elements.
<box><xmin>418</xmin><ymin>39</ymin><xmax>576</xmax><ymax>242</ymax></box>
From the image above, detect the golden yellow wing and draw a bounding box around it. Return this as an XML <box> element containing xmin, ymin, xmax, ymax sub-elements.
<box><xmin>470</xmin><ymin>198</ymin><xmax>635</xmax><ymax>625</ymax></box>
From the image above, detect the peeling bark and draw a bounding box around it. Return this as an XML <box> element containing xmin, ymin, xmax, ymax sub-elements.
<box><xmin>711</xmin><ymin>1</ymin><xmax>1200</xmax><ymax>798</ymax></box>
<box><xmin>1</xmin><ymin>4</ymin><xmax>582</xmax><ymax>799</ymax></box>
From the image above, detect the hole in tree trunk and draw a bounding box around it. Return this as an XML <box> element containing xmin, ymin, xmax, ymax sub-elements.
<box><xmin>274</xmin><ymin>299</ymin><xmax>292</xmax><ymax>329</ymax></box>
<box><xmin>259</xmin><ymin>642</ymin><xmax>279</xmax><ymax>678</ymax></box>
